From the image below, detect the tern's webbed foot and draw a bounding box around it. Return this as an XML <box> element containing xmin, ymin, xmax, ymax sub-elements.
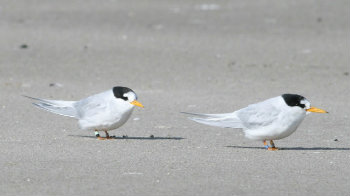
<box><xmin>267</xmin><ymin>147</ymin><xmax>279</xmax><ymax>151</ymax></box>
<box><xmin>95</xmin><ymin>130</ymin><xmax>115</xmax><ymax>140</ymax></box>
<box><xmin>97</xmin><ymin>136</ymin><xmax>115</xmax><ymax>140</ymax></box>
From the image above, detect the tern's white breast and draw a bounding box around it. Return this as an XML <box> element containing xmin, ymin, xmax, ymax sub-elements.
<box><xmin>243</xmin><ymin>97</ymin><xmax>306</xmax><ymax>140</ymax></box>
<box><xmin>77</xmin><ymin>90</ymin><xmax>135</xmax><ymax>131</ymax></box>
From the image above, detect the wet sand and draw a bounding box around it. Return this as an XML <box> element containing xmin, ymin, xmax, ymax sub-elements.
<box><xmin>0</xmin><ymin>0</ymin><xmax>349</xmax><ymax>195</ymax></box>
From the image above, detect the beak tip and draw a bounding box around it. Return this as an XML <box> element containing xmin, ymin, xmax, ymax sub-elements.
<box><xmin>306</xmin><ymin>106</ymin><xmax>328</xmax><ymax>113</ymax></box>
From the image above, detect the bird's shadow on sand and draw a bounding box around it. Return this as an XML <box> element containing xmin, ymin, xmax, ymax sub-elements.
<box><xmin>226</xmin><ymin>146</ymin><xmax>350</xmax><ymax>151</ymax></box>
<box><xmin>68</xmin><ymin>135</ymin><xmax>185</xmax><ymax>140</ymax></box>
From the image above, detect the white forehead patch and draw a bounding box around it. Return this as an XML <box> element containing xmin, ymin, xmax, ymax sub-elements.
<box><xmin>300</xmin><ymin>99</ymin><xmax>311</xmax><ymax>109</ymax></box>
<box><xmin>124</xmin><ymin>92</ymin><xmax>137</xmax><ymax>102</ymax></box>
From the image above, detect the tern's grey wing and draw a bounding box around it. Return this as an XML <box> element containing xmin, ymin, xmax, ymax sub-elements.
<box><xmin>236</xmin><ymin>99</ymin><xmax>281</xmax><ymax>130</ymax></box>
<box><xmin>74</xmin><ymin>91</ymin><xmax>110</xmax><ymax>119</ymax></box>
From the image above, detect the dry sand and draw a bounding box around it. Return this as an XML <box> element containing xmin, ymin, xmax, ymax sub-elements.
<box><xmin>0</xmin><ymin>0</ymin><xmax>349</xmax><ymax>195</ymax></box>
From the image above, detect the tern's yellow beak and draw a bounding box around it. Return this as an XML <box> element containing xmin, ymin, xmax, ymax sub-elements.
<box><xmin>130</xmin><ymin>100</ymin><xmax>144</xmax><ymax>108</ymax></box>
<box><xmin>306</xmin><ymin>106</ymin><xmax>328</xmax><ymax>113</ymax></box>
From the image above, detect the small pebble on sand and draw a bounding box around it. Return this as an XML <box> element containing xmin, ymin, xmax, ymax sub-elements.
<box><xmin>20</xmin><ymin>44</ymin><xmax>28</xmax><ymax>49</ymax></box>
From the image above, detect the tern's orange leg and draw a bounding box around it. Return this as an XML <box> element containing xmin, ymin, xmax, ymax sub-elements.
<box><xmin>94</xmin><ymin>130</ymin><xmax>112</xmax><ymax>140</ymax></box>
<box><xmin>263</xmin><ymin>140</ymin><xmax>269</xmax><ymax>149</ymax></box>
<box><xmin>95</xmin><ymin>130</ymin><xmax>105</xmax><ymax>140</ymax></box>
<box><xmin>270</xmin><ymin>140</ymin><xmax>276</xmax><ymax>148</ymax></box>
<box><xmin>104</xmin><ymin>131</ymin><xmax>113</xmax><ymax>139</ymax></box>
<box><xmin>94</xmin><ymin>130</ymin><xmax>114</xmax><ymax>140</ymax></box>
<box><xmin>268</xmin><ymin>140</ymin><xmax>278</xmax><ymax>151</ymax></box>
<box><xmin>95</xmin><ymin>130</ymin><xmax>102</xmax><ymax>140</ymax></box>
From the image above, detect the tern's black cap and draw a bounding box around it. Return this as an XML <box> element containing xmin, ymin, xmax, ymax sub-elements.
<box><xmin>282</xmin><ymin>94</ymin><xmax>306</xmax><ymax>108</ymax></box>
<box><xmin>113</xmin><ymin>86</ymin><xmax>135</xmax><ymax>101</ymax></box>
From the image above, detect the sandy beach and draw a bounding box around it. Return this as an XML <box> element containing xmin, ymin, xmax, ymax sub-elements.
<box><xmin>0</xmin><ymin>0</ymin><xmax>349</xmax><ymax>195</ymax></box>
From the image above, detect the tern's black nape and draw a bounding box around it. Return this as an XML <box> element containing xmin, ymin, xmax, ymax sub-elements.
<box><xmin>113</xmin><ymin>86</ymin><xmax>135</xmax><ymax>101</ymax></box>
<box><xmin>282</xmin><ymin>94</ymin><xmax>306</xmax><ymax>108</ymax></box>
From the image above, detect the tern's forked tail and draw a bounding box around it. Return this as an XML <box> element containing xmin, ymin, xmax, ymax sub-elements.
<box><xmin>181</xmin><ymin>112</ymin><xmax>244</xmax><ymax>129</ymax></box>
<box><xmin>24</xmin><ymin>95</ymin><xmax>78</xmax><ymax>118</ymax></box>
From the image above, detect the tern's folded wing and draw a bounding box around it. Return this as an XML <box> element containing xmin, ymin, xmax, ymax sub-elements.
<box><xmin>236</xmin><ymin>100</ymin><xmax>280</xmax><ymax>130</ymax></box>
<box><xmin>74</xmin><ymin>92</ymin><xmax>111</xmax><ymax>119</ymax></box>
